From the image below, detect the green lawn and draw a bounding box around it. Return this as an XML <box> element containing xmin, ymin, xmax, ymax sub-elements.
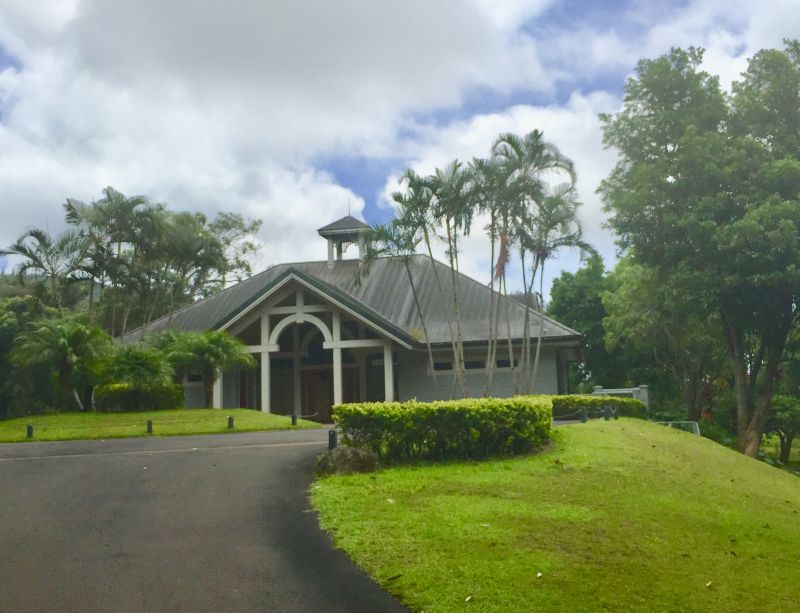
<box><xmin>313</xmin><ymin>419</ymin><xmax>800</xmax><ymax>612</ymax></box>
<box><xmin>0</xmin><ymin>409</ymin><xmax>318</xmax><ymax>443</ymax></box>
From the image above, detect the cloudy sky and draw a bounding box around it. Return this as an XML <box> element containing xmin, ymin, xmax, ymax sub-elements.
<box><xmin>0</xmin><ymin>0</ymin><xmax>798</xmax><ymax>296</ymax></box>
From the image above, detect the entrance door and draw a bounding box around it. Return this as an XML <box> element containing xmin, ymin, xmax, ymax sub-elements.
<box><xmin>301</xmin><ymin>366</ymin><xmax>361</xmax><ymax>422</ymax></box>
<box><xmin>302</xmin><ymin>369</ymin><xmax>334</xmax><ymax>422</ymax></box>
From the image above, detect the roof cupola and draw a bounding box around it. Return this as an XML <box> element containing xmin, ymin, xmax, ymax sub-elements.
<box><xmin>317</xmin><ymin>215</ymin><xmax>369</xmax><ymax>268</ymax></box>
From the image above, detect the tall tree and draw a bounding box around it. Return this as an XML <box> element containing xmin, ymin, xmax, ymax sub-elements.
<box><xmin>492</xmin><ymin>130</ymin><xmax>577</xmax><ymax>393</ymax></box>
<box><xmin>102</xmin><ymin>345</ymin><xmax>174</xmax><ymax>411</ymax></box>
<box><xmin>359</xmin><ymin>221</ymin><xmax>438</xmax><ymax>396</ymax></box>
<box><xmin>11</xmin><ymin>318</ymin><xmax>111</xmax><ymax>411</ymax></box>
<box><xmin>600</xmin><ymin>44</ymin><xmax>800</xmax><ymax>456</ymax></box>
<box><xmin>392</xmin><ymin>170</ymin><xmax>465</xmax><ymax>397</ymax></box>
<box><xmin>602</xmin><ymin>257</ymin><xmax>724</xmax><ymax>421</ymax></box>
<box><xmin>548</xmin><ymin>253</ymin><xmax>620</xmax><ymax>389</ymax></box>
<box><xmin>523</xmin><ymin>183</ymin><xmax>590</xmax><ymax>391</ymax></box>
<box><xmin>0</xmin><ymin>229</ymin><xmax>88</xmax><ymax>309</ymax></box>
<box><xmin>153</xmin><ymin>330</ymin><xmax>256</xmax><ymax>408</ymax></box>
<box><xmin>429</xmin><ymin>160</ymin><xmax>474</xmax><ymax>396</ymax></box>
<box><xmin>468</xmin><ymin>156</ymin><xmax>512</xmax><ymax>394</ymax></box>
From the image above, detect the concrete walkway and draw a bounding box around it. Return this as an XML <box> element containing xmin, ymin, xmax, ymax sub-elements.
<box><xmin>0</xmin><ymin>430</ymin><xmax>406</xmax><ymax>612</ymax></box>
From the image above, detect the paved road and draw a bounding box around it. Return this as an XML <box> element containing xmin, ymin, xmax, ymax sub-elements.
<box><xmin>0</xmin><ymin>430</ymin><xmax>406</xmax><ymax>612</ymax></box>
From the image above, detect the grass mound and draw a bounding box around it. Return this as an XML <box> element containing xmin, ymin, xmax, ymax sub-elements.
<box><xmin>313</xmin><ymin>419</ymin><xmax>800</xmax><ymax>612</ymax></box>
<box><xmin>0</xmin><ymin>409</ymin><xmax>318</xmax><ymax>443</ymax></box>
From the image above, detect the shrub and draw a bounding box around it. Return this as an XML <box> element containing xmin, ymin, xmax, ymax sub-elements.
<box><xmin>333</xmin><ymin>396</ymin><xmax>551</xmax><ymax>462</ymax></box>
<box><xmin>94</xmin><ymin>382</ymin><xmax>184</xmax><ymax>412</ymax></box>
<box><xmin>551</xmin><ymin>395</ymin><xmax>647</xmax><ymax>420</ymax></box>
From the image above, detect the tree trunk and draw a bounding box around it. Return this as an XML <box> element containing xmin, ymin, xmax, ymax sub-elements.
<box><xmin>501</xmin><ymin>273</ymin><xmax>517</xmax><ymax>393</ymax></box>
<box><xmin>73</xmin><ymin>388</ymin><xmax>85</xmax><ymax>412</ymax></box>
<box><xmin>685</xmin><ymin>378</ymin><xmax>702</xmax><ymax>422</ymax></box>
<box><xmin>484</xmin><ymin>213</ymin><xmax>497</xmax><ymax>396</ymax></box>
<box><xmin>721</xmin><ymin>311</ymin><xmax>752</xmax><ymax>445</ymax></box>
<box><xmin>741</xmin><ymin>344</ymin><xmax>783</xmax><ymax>457</ymax></box>
<box><xmin>422</xmin><ymin>228</ymin><xmax>462</xmax><ymax>398</ymax></box>
<box><xmin>120</xmin><ymin>299</ymin><xmax>133</xmax><ymax>341</ymax></box>
<box><xmin>531</xmin><ymin>259</ymin><xmax>546</xmax><ymax>393</ymax></box>
<box><xmin>778</xmin><ymin>432</ymin><xmax>794</xmax><ymax>464</ymax></box>
<box><xmin>58</xmin><ymin>368</ymin><xmax>71</xmax><ymax>412</ymax></box>
<box><xmin>445</xmin><ymin>220</ymin><xmax>468</xmax><ymax>397</ymax></box>
<box><xmin>403</xmin><ymin>260</ymin><xmax>438</xmax><ymax>397</ymax></box>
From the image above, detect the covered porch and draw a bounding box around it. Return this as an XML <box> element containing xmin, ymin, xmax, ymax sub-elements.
<box><xmin>210</xmin><ymin>280</ymin><xmax>397</xmax><ymax>421</ymax></box>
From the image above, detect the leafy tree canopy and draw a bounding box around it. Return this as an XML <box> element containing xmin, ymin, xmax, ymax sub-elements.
<box><xmin>600</xmin><ymin>41</ymin><xmax>800</xmax><ymax>455</ymax></box>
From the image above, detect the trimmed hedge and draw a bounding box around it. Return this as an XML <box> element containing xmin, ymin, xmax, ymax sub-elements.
<box><xmin>94</xmin><ymin>383</ymin><xmax>185</xmax><ymax>413</ymax></box>
<box><xmin>551</xmin><ymin>395</ymin><xmax>647</xmax><ymax>419</ymax></box>
<box><xmin>333</xmin><ymin>396</ymin><xmax>551</xmax><ymax>462</ymax></box>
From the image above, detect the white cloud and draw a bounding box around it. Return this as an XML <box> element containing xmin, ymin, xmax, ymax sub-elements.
<box><xmin>0</xmin><ymin>0</ymin><xmax>797</xmax><ymax>288</ymax></box>
<box><xmin>468</xmin><ymin>0</ymin><xmax>555</xmax><ymax>30</ymax></box>
<box><xmin>378</xmin><ymin>91</ymin><xmax>621</xmax><ymax>295</ymax></box>
<box><xmin>0</xmin><ymin>0</ymin><xmax>557</xmax><ymax>269</ymax></box>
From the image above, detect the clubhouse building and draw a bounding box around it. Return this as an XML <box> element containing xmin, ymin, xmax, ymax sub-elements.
<box><xmin>133</xmin><ymin>216</ymin><xmax>582</xmax><ymax>421</ymax></box>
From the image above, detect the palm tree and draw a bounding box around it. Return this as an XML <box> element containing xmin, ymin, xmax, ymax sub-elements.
<box><xmin>468</xmin><ymin>156</ymin><xmax>514</xmax><ymax>395</ymax></box>
<box><xmin>522</xmin><ymin>183</ymin><xmax>592</xmax><ymax>391</ymax></box>
<box><xmin>392</xmin><ymin>170</ymin><xmax>464</xmax><ymax>397</ymax></box>
<box><xmin>359</xmin><ymin>221</ymin><xmax>439</xmax><ymax>396</ymax></box>
<box><xmin>102</xmin><ymin>345</ymin><xmax>174</xmax><ymax>411</ymax></box>
<box><xmin>429</xmin><ymin>160</ymin><xmax>474</xmax><ymax>396</ymax></box>
<box><xmin>492</xmin><ymin>130</ymin><xmax>577</xmax><ymax>393</ymax></box>
<box><xmin>65</xmin><ymin>186</ymin><xmax>152</xmax><ymax>335</ymax></box>
<box><xmin>154</xmin><ymin>330</ymin><xmax>256</xmax><ymax>407</ymax></box>
<box><xmin>1</xmin><ymin>229</ymin><xmax>88</xmax><ymax>309</ymax></box>
<box><xmin>11</xmin><ymin>318</ymin><xmax>111</xmax><ymax>411</ymax></box>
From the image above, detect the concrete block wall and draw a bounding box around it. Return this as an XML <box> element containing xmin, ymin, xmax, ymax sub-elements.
<box><xmin>396</xmin><ymin>345</ymin><xmax>559</xmax><ymax>402</ymax></box>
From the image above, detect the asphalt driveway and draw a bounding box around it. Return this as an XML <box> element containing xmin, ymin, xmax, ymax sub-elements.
<box><xmin>0</xmin><ymin>429</ymin><xmax>406</xmax><ymax>612</ymax></box>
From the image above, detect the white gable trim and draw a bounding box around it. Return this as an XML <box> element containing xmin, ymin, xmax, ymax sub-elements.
<box><xmin>219</xmin><ymin>272</ymin><xmax>415</xmax><ymax>350</ymax></box>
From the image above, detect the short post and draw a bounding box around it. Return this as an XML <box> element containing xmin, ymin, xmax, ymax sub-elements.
<box><xmin>580</xmin><ymin>407</ymin><xmax>588</xmax><ymax>423</ymax></box>
<box><xmin>227</xmin><ymin>416</ymin><xmax>234</xmax><ymax>429</ymax></box>
<box><xmin>291</xmin><ymin>414</ymin><xmax>297</xmax><ymax>426</ymax></box>
<box><xmin>604</xmin><ymin>406</ymin><xmax>610</xmax><ymax>421</ymax></box>
<box><xmin>26</xmin><ymin>424</ymin><xmax>33</xmax><ymax>439</ymax></box>
<box><xmin>328</xmin><ymin>429</ymin><xmax>338</xmax><ymax>450</ymax></box>
<box><xmin>146</xmin><ymin>420</ymin><xmax>153</xmax><ymax>434</ymax></box>
<box><xmin>613</xmin><ymin>407</ymin><xmax>619</xmax><ymax>420</ymax></box>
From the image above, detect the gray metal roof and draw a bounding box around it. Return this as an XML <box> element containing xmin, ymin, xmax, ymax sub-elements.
<box><xmin>125</xmin><ymin>255</ymin><xmax>581</xmax><ymax>347</ymax></box>
<box><xmin>317</xmin><ymin>215</ymin><xmax>369</xmax><ymax>235</ymax></box>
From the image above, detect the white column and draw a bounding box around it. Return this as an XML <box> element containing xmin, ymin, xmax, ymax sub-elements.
<box><xmin>212</xmin><ymin>373</ymin><xmax>223</xmax><ymax>408</ymax></box>
<box><xmin>292</xmin><ymin>324</ymin><xmax>301</xmax><ymax>417</ymax></box>
<box><xmin>332</xmin><ymin>311</ymin><xmax>343</xmax><ymax>406</ymax></box>
<box><xmin>260</xmin><ymin>313</ymin><xmax>271</xmax><ymax>413</ymax></box>
<box><xmin>327</xmin><ymin>239</ymin><xmax>334</xmax><ymax>268</ymax></box>
<box><xmin>383</xmin><ymin>342</ymin><xmax>394</xmax><ymax>402</ymax></box>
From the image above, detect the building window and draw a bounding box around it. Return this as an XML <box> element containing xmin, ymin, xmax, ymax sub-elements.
<box><xmin>464</xmin><ymin>360</ymin><xmax>485</xmax><ymax>370</ymax></box>
<box><xmin>433</xmin><ymin>362</ymin><xmax>452</xmax><ymax>371</ymax></box>
<box><xmin>187</xmin><ymin>373</ymin><xmax>202</xmax><ymax>383</ymax></box>
<box><xmin>495</xmin><ymin>358</ymin><xmax>518</xmax><ymax>369</ymax></box>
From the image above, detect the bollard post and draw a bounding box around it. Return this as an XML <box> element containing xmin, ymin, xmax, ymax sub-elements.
<box><xmin>580</xmin><ymin>407</ymin><xmax>588</xmax><ymax>423</ymax></box>
<box><xmin>26</xmin><ymin>424</ymin><xmax>33</xmax><ymax>439</ymax></box>
<box><xmin>291</xmin><ymin>414</ymin><xmax>297</xmax><ymax>426</ymax></box>
<box><xmin>604</xmin><ymin>406</ymin><xmax>610</xmax><ymax>421</ymax></box>
<box><xmin>328</xmin><ymin>429</ymin><xmax>338</xmax><ymax>450</ymax></box>
<box><xmin>227</xmin><ymin>416</ymin><xmax>234</xmax><ymax>429</ymax></box>
<box><xmin>146</xmin><ymin>420</ymin><xmax>153</xmax><ymax>434</ymax></box>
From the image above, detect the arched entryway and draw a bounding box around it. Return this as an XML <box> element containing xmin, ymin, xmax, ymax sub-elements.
<box><xmin>214</xmin><ymin>285</ymin><xmax>397</xmax><ymax>416</ymax></box>
<box><xmin>270</xmin><ymin>323</ymin><xmax>361</xmax><ymax>422</ymax></box>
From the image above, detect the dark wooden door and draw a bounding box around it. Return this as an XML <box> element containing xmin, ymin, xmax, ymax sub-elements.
<box><xmin>302</xmin><ymin>369</ymin><xmax>334</xmax><ymax>422</ymax></box>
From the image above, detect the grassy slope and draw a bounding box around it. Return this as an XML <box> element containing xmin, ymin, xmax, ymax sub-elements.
<box><xmin>0</xmin><ymin>409</ymin><xmax>318</xmax><ymax>442</ymax></box>
<box><xmin>313</xmin><ymin>419</ymin><xmax>800</xmax><ymax>612</ymax></box>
